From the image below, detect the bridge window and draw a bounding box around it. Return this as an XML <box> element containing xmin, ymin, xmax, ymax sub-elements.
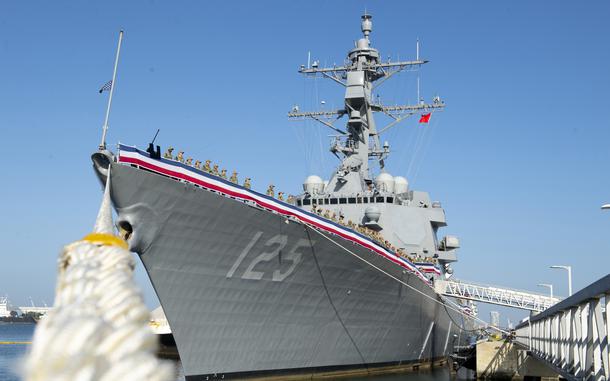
<box><xmin>386</xmin><ymin>197</ymin><xmax>394</xmax><ymax>203</ymax></box>
<box><xmin>324</xmin><ymin>199</ymin><xmax>329</xmax><ymax>205</ymax></box>
<box><xmin>339</xmin><ymin>198</ymin><xmax>347</xmax><ymax>204</ymax></box>
<box><xmin>330</xmin><ymin>198</ymin><xmax>338</xmax><ymax>205</ymax></box>
<box><xmin>363</xmin><ymin>197</ymin><xmax>368</xmax><ymax>203</ymax></box>
<box><xmin>357</xmin><ymin>197</ymin><xmax>362</xmax><ymax>204</ymax></box>
<box><xmin>303</xmin><ymin>199</ymin><xmax>311</xmax><ymax>206</ymax></box>
<box><xmin>348</xmin><ymin>197</ymin><xmax>356</xmax><ymax>204</ymax></box>
<box><xmin>297</xmin><ymin>200</ymin><xmax>302</xmax><ymax>206</ymax></box>
<box><xmin>318</xmin><ymin>199</ymin><xmax>324</xmax><ymax>205</ymax></box>
<box><xmin>376</xmin><ymin>196</ymin><xmax>384</xmax><ymax>203</ymax></box>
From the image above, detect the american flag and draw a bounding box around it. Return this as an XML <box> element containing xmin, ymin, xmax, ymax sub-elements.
<box><xmin>98</xmin><ymin>80</ymin><xmax>113</xmax><ymax>93</ymax></box>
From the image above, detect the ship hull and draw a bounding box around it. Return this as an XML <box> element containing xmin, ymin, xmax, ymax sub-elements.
<box><xmin>98</xmin><ymin>157</ymin><xmax>470</xmax><ymax>379</ymax></box>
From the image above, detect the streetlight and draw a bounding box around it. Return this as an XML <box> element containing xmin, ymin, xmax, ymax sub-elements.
<box><xmin>550</xmin><ymin>265</ymin><xmax>572</xmax><ymax>296</ymax></box>
<box><xmin>537</xmin><ymin>283</ymin><xmax>553</xmax><ymax>299</ymax></box>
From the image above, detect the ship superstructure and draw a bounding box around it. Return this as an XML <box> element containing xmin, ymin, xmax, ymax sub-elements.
<box><xmin>92</xmin><ymin>14</ymin><xmax>472</xmax><ymax>380</ymax></box>
<box><xmin>289</xmin><ymin>14</ymin><xmax>457</xmax><ymax>277</ymax></box>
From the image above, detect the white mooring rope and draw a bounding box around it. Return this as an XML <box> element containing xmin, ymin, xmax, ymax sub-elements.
<box><xmin>23</xmin><ymin>170</ymin><xmax>174</xmax><ymax>381</ymax></box>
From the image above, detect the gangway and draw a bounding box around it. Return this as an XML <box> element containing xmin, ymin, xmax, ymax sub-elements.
<box><xmin>435</xmin><ymin>279</ymin><xmax>561</xmax><ymax>312</ymax></box>
<box><xmin>514</xmin><ymin>274</ymin><xmax>610</xmax><ymax>381</ymax></box>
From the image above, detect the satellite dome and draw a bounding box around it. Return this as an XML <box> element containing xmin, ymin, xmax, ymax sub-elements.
<box><xmin>375</xmin><ymin>172</ymin><xmax>394</xmax><ymax>193</ymax></box>
<box><xmin>394</xmin><ymin>176</ymin><xmax>409</xmax><ymax>194</ymax></box>
<box><xmin>364</xmin><ymin>206</ymin><xmax>381</xmax><ymax>223</ymax></box>
<box><xmin>357</xmin><ymin>38</ymin><xmax>369</xmax><ymax>49</ymax></box>
<box><xmin>303</xmin><ymin>175</ymin><xmax>324</xmax><ymax>195</ymax></box>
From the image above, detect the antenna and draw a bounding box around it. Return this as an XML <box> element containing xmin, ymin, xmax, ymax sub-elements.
<box><xmin>307</xmin><ymin>51</ymin><xmax>311</xmax><ymax>69</ymax></box>
<box><xmin>99</xmin><ymin>30</ymin><xmax>124</xmax><ymax>151</ymax></box>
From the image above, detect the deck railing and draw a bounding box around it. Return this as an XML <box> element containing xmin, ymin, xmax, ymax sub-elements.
<box><xmin>514</xmin><ymin>274</ymin><xmax>610</xmax><ymax>381</ymax></box>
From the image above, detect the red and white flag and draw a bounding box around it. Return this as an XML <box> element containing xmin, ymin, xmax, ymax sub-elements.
<box><xmin>419</xmin><ymin>113</ymin><xmax>431</xmax><ymax>124</ymax></box>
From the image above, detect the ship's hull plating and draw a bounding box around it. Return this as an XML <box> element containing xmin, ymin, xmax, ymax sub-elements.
<box><xmin>102</xmin><ymin>161</ymin><xmax>469</xmax><ymax>379</ymax></box>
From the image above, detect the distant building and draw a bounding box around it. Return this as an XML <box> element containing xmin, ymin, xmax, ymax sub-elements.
<box><xmin>18</xmin><ymin>306</ymin><xmax>50</xmax><ymax>316</ymax></box>
<box><xmin>490</xmin><ymin>311</ymin><xmax>500</xmax><ymax>328</ymax></box>
<box><xmin>0</xmin><ymin>296</ymin><xmax>50</xmax><ymax>317</ymax></box>
<box><xmin>0</xmin><ymin>297</ymin><xmax>12</xmax><ymax>317</ymax></box>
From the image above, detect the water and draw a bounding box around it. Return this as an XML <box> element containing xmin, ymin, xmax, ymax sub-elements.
<box><xmin>170</xmin><ymin>361</ymin><xmax>473</xmax><ymax>381</ymax></box>
<box><xmin>170</xmin><ymin>362</ymin><xmax>474</xmax><ymax>381</ymax></box>
<box><xmin>0</xmin><ymin>324</ymin><xmax>473</xmax><ymax>380</ymax></box>
<box><xmin>0</xmin><ymin>323</ymin><xmax>35</xmax><ymax>381</ymax></box>
<box><xmin>337</xmin><ymin>368</ymin><xmax>473</xmax><ymax>381</ymax></box>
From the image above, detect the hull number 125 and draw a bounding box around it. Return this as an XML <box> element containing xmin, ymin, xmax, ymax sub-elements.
<box><xmin>226</xmin><ymin>232</ymin><xmax>311</xmax><ymax>282</ymax></box>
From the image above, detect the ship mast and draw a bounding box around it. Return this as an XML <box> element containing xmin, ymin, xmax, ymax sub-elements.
<box><xmin>289</xmin><ymin>14</ymin><xmax>444</xmax><ymax>194</ymax></box>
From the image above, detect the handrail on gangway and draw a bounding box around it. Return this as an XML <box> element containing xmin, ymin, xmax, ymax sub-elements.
<box><xmin>514</xmin><ymin>274</ymin><xmax>610</xmax><ymax>381</ymax></box>
<box><xmin>435</xmin><ymin>279</ymin><xmax>561</xmax><ymax>312</ymax></box>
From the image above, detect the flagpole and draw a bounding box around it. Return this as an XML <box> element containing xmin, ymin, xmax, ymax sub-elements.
<box><xmin>99</xmin><ymin>30</ymin><xmax>124</xmax><ymax>151</ymax></box>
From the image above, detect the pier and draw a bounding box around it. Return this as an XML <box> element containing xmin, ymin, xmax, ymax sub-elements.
<box><xmin>458</xmin><ymin>273</ymin><xmax>610</xmax><ymax>380</ymax></box>
<box><xmin>433</xmin><ymin>275</ymin><xmax>610</xmax><ymax>379</ymax></box>
<box><xmin>475</xmin><ymin>339</ymin><xmax>558</xmax><ymax>380</ymax></box>
<box><xmin>514</xmin><ymin>274</ymin><xmax>610</xmax><ymax>380</ymax></box>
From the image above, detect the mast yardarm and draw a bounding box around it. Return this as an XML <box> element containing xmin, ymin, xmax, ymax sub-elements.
<box><xmin>288</xmin><ymin>14</ymin><xmax>444</xmax><ymax>194</ymax></box>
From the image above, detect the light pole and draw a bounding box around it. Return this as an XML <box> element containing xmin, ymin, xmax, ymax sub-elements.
<box><xmin>550</xmin><ymin>265</ymin><xmax>572</xmax><ymax>296</ymax></box>
<box><xmin>537</xmin><ymin>283</ymin><xmax>553</xmax><ymax>299</ymax></box>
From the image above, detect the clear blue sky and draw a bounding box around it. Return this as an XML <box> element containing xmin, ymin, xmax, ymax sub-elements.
<box><xmin>1</xmin><ymin>1</ymin><xmax>609</xmax><ymax>323</ymax></box>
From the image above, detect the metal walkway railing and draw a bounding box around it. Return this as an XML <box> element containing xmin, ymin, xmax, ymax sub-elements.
<box><xmin>514</xmin><ymin>274</ymin><xmax>610</xmax><ymax>381</ymax></box>
<box><xmin>435</xmin><ymin>279</ymin><xmax>561</xmax><ymax>312</ymax></box>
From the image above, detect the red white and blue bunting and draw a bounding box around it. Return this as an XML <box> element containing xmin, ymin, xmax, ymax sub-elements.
<box><xmin>117</xmin><ymin>144</ymin><xmax>438</xmax><ymax>285</ymax></box>
<box><xmin>414</xmin><ymin>263</ymin><xmax>442</xmax><ymax>276</ymax></box>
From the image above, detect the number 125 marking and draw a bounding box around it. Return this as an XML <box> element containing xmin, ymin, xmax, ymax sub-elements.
<box><xmin>226</xmin><ymin>231</ymin><xmax>311</xmax><ymax>282</ymax></box>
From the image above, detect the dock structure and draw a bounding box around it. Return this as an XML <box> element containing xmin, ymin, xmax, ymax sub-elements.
<box><xmin>17</xmin><ymin>305</ymin><xmax>50</xmax><ymax>316</ymax></box>
<box><xmin>475</xmin><ymin>339</ymin><xmax>559</xmax><ymax>380</ymax></box>
<box><xmin>435</xmin><ymin>279</ymin><xmax>561</xmax><ymax>312</ymax></box>
<box><xmin>514</xmin><ymin>274</ymin><xmax>610</xmax><ymax>380</ymax></box>
<box><xmin>0</xmin><ymin>296</ymin><xmax>50</xmax><ymax>318</ymax></box>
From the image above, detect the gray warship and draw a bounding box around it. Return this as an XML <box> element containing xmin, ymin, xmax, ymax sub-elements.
<box><xmin>92</xmin><ymin>14</ymin><xmax>473</xmax><ymax>380</ymax></box>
